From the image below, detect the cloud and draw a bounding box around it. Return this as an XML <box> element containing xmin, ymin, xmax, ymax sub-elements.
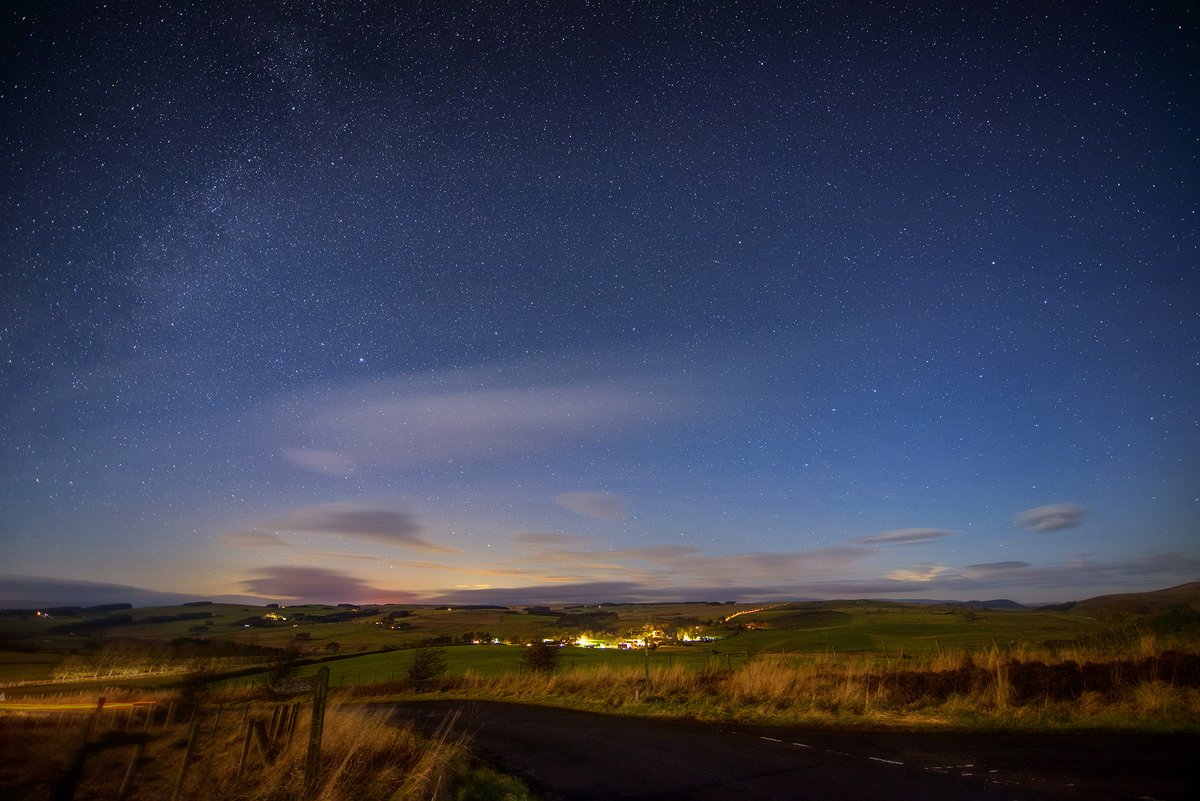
<box><xmin>274</xmin><ymin>363</ymin><xmax>692</xmax><ymax>473</ymax></box>
<box><xmin>512</xmin><ymin>543</ymin><xmax>871</xmax><ymax>590</ymax></box>
<box><xmin>1015</xmin><ymin>503</ymin><xmax>1088</xmax><ymax>532</ymax></box>
<box><xmin>428</xmin><ymin>581</ymin><xmax>669</xmax><ymax>605</ymax></box>
<box><xmin>0</xmin><ymin>574</ymin><xmax>260</xmax><ymax>608</ymax></box>
<box><xmin>882</xmin><ymin>551</ymin><xmax>1200</xmax><ymax>599</ymax></box>
<box><xmin>555</xmin><ymin>491</ymin><xmax>626</xmax><ymax>520</ymax></box>
<box><xmin>512</xmin><ymin>531</ymin><xmax>589</xmax><ymax>547</ymax></box>
<box><xmin>613</xmin><ymin>544</ymin><xmax>706</xmax><ymax>561</ymax></box>
<box><xmin>417</xmin><ymin>545</ymin><xmax>1200</xmax><ymax>605</ymax></box>
<box><xmin>232</xmin><ymin>503</ymin><xmax>457</xmax><ymax>553</ymax></box>
<box><xmin>218</xmin><ymin>529</ymin><xmax>294</xmax><ymax>548</ymax></box>
<box><xmin>282</xmin><ymin>448</ymin><xmax>354</xmax><ymax>475</ymax></box>
<box><xmin>239</xmin><ymin>566</ymin><xmax>417</xmax><ymax>604</ymax></box>
<box><xmin>961</xmin><ymin>561</ymin><xmax>1033</xmax><ymax>579</ymax></box>
<box><xmin>886</xmin><ymin>563</ymin><xmax>951</xmax><ymax>582</ymax></box>
<box><xmin>854</xmin><ymin>528</ymin><xmax>957</xmax><ymax>546</ymax></box>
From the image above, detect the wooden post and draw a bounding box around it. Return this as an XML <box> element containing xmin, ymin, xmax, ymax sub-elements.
<box><xmin>52</xmin><ymin>697</ymin><xmax>105</xmax><ymax>801</ymax></box>
<box><xmin>117</xmin><ymin>741</ymin><xmax>145</xmax><ymax>801</ymax></box>
<box><xmin>237</xmin><ymin>719</ymin><xmax>254</xmax><ymax>774</ymax></box>
<box><xmin>286</xmin><ymin>703</ymin><xmax>300</xmax><ymax>742</ymax></box>
<box><xmin>304</xmin><ymin>666</ymin><xmax>330</xmax><ymax>793</ymax></box>
<box><xmin>252</xmin><ymin>719</ymin><xmax>274</xmax><ymax>763</ymax></box>
<box><xmin>643</xmin><ymin>641</ymin><xmax>651</xmax><ymax>688</ymax></box>
<box><xmin>171</xmin><ymin>716</ymin><xmax>202</xmax><ymax>801</ymax></box>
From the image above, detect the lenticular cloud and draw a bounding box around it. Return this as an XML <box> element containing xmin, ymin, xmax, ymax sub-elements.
<box><xmin>1015</xmin><ymin>503</ymin><xmax>1087</xmax><ymax>532</ymax></box>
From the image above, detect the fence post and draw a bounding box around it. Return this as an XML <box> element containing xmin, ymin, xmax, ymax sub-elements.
<box><xmin>304</xmin><ymin>666</ymin><xmax>330</xmax><ymax>793</ymax></box>
<box><xmin>171</xmin><ymin>716</ymin><xmax>202</xmax><ymax>801</ymax></box>
<box><xmin>238</xmin><ymin>719</ymin><xmax>254</xmax><ymax>774</ymax></box>
<box><xmin>252</xmin><ymin>719</ymin><xmax>274</xmax><ymax>763</ymax></box>
<box><xmin>51</xmin><ymin>696</ymin><xmax>105</xmax><ymax>801</ymax></box>
<box><xmin>116</xmin><ymin>740</ymin><xmax>146</xmax><ymax>801</ymax></box>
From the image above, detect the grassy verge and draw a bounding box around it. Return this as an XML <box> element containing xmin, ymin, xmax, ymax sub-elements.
<box><xmin>347</xmin><ymin>637</ymin><xmax>1200</xmax><ymax>733</ymax></box>
<box><xmin>0</xmin><ymin>695</ymin><xmax>536</xmax><ymax>801</ymax></box>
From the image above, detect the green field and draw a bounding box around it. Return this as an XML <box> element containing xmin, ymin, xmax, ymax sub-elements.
<box><xmin>1</xmin><ymin>593</ymin><xmax>1165</xmax><ymax>689</ymax></box>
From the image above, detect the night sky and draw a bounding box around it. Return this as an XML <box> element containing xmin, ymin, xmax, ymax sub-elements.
<box><xmin>2</xmin><ymin>1</ymin><xmax>1197</xmax><ymax>607</ymax></box>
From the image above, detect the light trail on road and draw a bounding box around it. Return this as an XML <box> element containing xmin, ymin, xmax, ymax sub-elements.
<box><xmin>0</xmin><ymin>701</ymin><xmax>156</xmax><ymax>712</ymax></box>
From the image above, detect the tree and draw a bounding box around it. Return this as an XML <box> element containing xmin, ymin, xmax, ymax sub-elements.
<box><xmin>407</xmin><ymin>647</ymin><xmax>448</xmax><ymax>689</ymax></box>
<box><xmin>523</xmin><ymin>640</ymin><xmax>561</xmax><ymax>675</ymax></box>
<box><xmin>261</xmin><ymin>642</ymin><xmax>304</xmax><ymax>699</ymax></box>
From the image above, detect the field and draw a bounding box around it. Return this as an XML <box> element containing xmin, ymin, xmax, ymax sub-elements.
<box><xmin>1</xmin><ymin>585</ymin><xmax>1198</xmax><ymax>731</ymax></box>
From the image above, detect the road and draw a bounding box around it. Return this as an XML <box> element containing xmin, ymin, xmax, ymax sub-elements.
<box><xmin>391</xmin><ymin>700</ymin><xmax>1198</xmax><ymax>801</ymax></box>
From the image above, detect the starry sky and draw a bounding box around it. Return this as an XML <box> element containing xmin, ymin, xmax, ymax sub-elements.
<box><xmin>2</xmin><ymin>1</ymin><xmax>1197</xmax><ymax>607</ymax></box>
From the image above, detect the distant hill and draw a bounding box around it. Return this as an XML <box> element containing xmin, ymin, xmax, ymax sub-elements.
<box><xmin>1068</xmin><ymin>582</ymin><xmax>1200</xmax><ymax>616</ymax></box>
<box><xmin>959</xmin><ymin>598</ymin><xmax>1027</xmax><ymax>610</ymax></box>
<box><xmin>885</xmin><ymin>598</ymin><xmax>1028</xmax><ymax>610</ymax></box>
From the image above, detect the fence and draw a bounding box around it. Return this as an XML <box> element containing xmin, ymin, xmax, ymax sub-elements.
<box><xmin>0</xmin><ymin>666</ymin><xmax>331</xmax><ymax>801</ymax></box>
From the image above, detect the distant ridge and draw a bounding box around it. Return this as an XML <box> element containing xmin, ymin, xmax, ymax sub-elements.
<box><xmin>878</xmin><ymin>598</ymin><xmax>1028</xmax><ymax>610</ymax></box>
<box><xmin>1068</xmin><ymin>581</ymin><xmax>1200</xmax><ymax>615</ymax></box>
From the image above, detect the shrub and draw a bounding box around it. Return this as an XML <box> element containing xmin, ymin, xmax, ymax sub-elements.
<box><xmin>523</xmin><ymin>641</ymin><xmax>561</xmax><ymax>675</ymax></box>
<box><xmin>408</xmin><ymin>647</ymin><xmax>449</xmax><ymax>688</ymax></box>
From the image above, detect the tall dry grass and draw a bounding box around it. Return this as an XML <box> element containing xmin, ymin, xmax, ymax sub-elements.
<box><xmin>432</xmin><ymin>635</ymin><xmax>1200</xmax><ymax>730</ymax></box>
<box><xmin>0</xmin><ymin>699</ymin><xmax>475</xmax><ymax>801</ymax></box>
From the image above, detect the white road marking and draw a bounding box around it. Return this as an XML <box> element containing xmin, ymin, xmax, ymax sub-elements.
<box><xmin>868</xmin><ymin>757</ymin><xmax>904</xmax><ymax>765</ymax></box>
<box><xmin>792</xmin><ymin>742</ymin><xmax>812</xmax><ymax>748</ymax></box>
<box><xmin>760</xmin><ymin>736</ymin><xmax>782</xmax><ymax>743</ymax></box>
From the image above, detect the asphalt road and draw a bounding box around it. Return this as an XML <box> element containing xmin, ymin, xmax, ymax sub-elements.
<box><xmin>391</xmin><ymin>700</ymin><xmax>1198</xmax><ymax>801</ymax></box>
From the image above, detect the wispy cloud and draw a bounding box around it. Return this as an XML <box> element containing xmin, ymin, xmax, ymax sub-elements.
<box><xmin>239</xmin><ymin>566</ymin><xmax>417</xmax><ymax>604</ymax></box>
<box><xmin>1015</xmin><ymin>503</ymin><xmax>1087</xmax><ymax>532</ymax></box>
<box><xmin>275</xmin><ymin>361</ymin><xmax>692</xmax><ymax>473</ymax></box>
<box><xmin>886</xmin><ymin>563</ymin><xmax>951</xmax><ymax>582</ymax></box>
<box><xmin>512</xmin><ymin>531</ymin><xmax>589</xmax><ymax>547</ymax></box>
<box><xmin>854</xmin><ymin>528</ymin><xmax>956</xmax><ymax>546</ymax></box>
<box><xmin>555</xmin><ymin>491</ymin><xmax>626</xmax><ymax>520</ymax></box>
<box><xmin>962</xmin><ymin>561</ymin><xmax>1032</xmax><ymax>578</ymax></box>
<box><xmin>227</xmin><ymin>503</ymin><xmax>457</xmax><ymax>553</ymax></box>
<box><xmin>0</xmin><ymin>574</ymin><xmax>256</xmax><ymax>607</ymax></box>
<box><xmin>885</xmin><ymin>551</ymin><xmax>1200</xmax><ymax>597</ymax></box>
<box><xmin>510</xmin><ymin>543</ymin><xmax>871</xmax><ymax>590</ymax></box>
<box><xmin>429</xmin><ymin>547</ymin><xmax>1200</xmax><ymax>605</ymax></box>
<box><xmin>281</xmin><ymin>448</ymin><xmax>354</xmax><ymax>476</ymax></box>
<box><xmin>218</xmin><ymin>529</ymin><xmax>294</xmax><ymax>549</ymax></box>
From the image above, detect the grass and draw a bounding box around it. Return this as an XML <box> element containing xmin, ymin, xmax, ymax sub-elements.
<box><xmin>0</xmin><ymin>652</ymin><xmax>61</xmax><ymax>683</ymax></box>
<box><xmin>0</xmin><ymin>693</ymin><xmax>535</xmax><ymax>801</ymax></box>
<box><xmin>4</xmin><ymin>592</ymin><xmax>1198</xmax><ymax>732</ymax></box>
<box><xmin>2</xmin><ymin>634</ymin><xmax>1196</xmax><ymax>800</ymax></box>
<box><xmin>376</xmin><ymin>636</ymin><xmax>1200</xmax><ymax>732</ymax></box>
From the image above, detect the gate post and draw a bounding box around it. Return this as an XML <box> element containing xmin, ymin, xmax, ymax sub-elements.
<box><xmin>304</xmin><ymin>667</ymin><xmax>330</xmax><ymax>793</ymax></box>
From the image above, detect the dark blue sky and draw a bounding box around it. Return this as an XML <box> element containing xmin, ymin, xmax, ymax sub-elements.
<box><xmin>2</xmin><ymin>1</ymin><xmax>1197</xmax><ymax>606</ymax></box>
